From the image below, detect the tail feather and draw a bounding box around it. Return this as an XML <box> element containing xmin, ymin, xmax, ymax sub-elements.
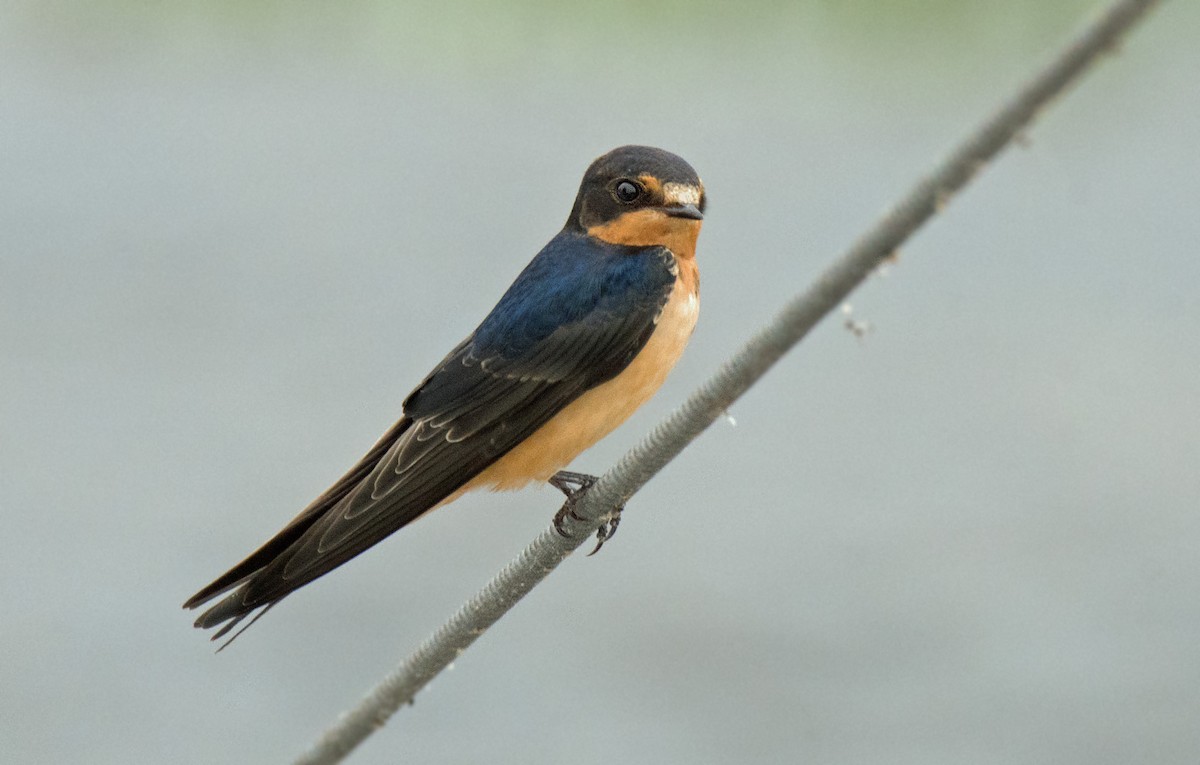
<box><xmin>183</xmin><ymin>417</ymin><xmax>412</xmax><ymax>643</ymax></box>
<box><xmin>200</xmin><ymin>599</ymin><xmax>279</xmax><ymax>651</ymax></box>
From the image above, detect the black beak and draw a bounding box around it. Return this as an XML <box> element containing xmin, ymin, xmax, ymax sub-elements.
<box><xmin>661</xmin><ymin>203</ymin><xmax>704</xmax><ymax>221</ymax></box>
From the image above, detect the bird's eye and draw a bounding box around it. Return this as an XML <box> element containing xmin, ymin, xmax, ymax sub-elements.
<box><xmin>613</xmin><ymin>180</ymin><xmax>642</xmax><ymax>204</ymax></box>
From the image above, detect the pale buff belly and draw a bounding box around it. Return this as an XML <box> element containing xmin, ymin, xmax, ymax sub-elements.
<box><xmin>454</xmin><ymin>274</ymin><xmax>699</xmax><ymax>495</ymax></box>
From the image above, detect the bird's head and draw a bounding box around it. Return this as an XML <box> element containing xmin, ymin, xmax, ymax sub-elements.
<box><xmin>567</xmin><ymin>145</ymin><xmax>705</xmax><ymax>259</ymax></box>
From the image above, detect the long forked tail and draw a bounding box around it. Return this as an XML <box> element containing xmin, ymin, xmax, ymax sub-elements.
<box><xmin>183</xmin><ymin>500</ymin><xmax>331</xmax><ymax>649</ymax></box>
<box><xmin>183</xmin><ymin>417</ymin><xmax>411</xmax><ymax>647</ymax></box>
<box><xmin>196</xmin><ymin>598</ymin><xmax>281</xmax><ymax>651</ymax></box>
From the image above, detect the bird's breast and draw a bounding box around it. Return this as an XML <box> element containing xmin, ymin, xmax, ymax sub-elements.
<box><xmin>465</xmin><ymin>259</ymin><xmax>699</xmax><ymax>492</ymax></box>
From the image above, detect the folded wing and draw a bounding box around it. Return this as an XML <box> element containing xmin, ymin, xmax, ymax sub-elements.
<box><xmin>185</xmin><ymin>239</ymin><xmax>676</xmax><ymax>640</ymax></box>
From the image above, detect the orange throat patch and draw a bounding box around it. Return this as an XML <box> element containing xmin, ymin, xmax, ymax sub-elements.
<box><xmin>587</xmin><ymin>210</ymin><xmax>701</xmax><ymax>261</ymax></box>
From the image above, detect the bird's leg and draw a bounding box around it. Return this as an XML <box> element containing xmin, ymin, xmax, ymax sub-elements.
<box><xmin>549</xmin><ymin>471</ymin><xmax>596</xmax><ymax>536</ymax></box>
<box><xmin>549</xmin><ymin>470</ymin><xmax>598</xmax><ymax>495</ymax></box>
<box><xmin>548</xmin><ymin>470</ymin><xmax>623</xmax><ymax>554</ymax></box>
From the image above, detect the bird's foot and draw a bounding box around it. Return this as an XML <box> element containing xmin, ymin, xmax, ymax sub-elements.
<box><xmin>550</xmin><ymin>471</ymin><xmax>596</xmax><ymax>537</ymax></box>
<box><xmin>548</xmin><ymin>470</ymin><xmax>623</xmax><ymax>554</ymax></box>
<box><xmin>587</xmin><ymin>509</ymin><xmax>621</xmax><ymax>556</ymax></box>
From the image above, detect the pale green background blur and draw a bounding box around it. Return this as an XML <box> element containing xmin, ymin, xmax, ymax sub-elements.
<box><xmin>3</xmin><ymin>1</ymin><xmax>1198</xmax><ymax>763</ymax></box>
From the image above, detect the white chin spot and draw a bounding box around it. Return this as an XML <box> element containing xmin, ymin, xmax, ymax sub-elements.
<box><xmin>662</xmin><ymin>182</ymin><xmax>702</xmax><ymax>207</ymax></box>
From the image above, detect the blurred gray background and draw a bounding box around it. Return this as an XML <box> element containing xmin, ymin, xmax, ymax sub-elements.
<box><xmin>3</xmin><ymin>1</ymin><xmax>1198</xmax><ymax>763</ymax></box>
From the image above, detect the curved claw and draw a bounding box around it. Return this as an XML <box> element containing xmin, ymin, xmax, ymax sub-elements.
<box><xmin>552</xmin><ymin>503</ymin><xmax>586</xmax><ymax>538</ymax></box>
<box><xmin>586</xmin><ymin>507</ymin><xmax>623</xmax><ymax>556</ymax></box>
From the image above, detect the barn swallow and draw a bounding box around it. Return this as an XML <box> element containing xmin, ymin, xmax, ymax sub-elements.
<box><xmin>184</xmin><ymin>145</ymin><xmax>705</xmax><ymax>643</ymax></box>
